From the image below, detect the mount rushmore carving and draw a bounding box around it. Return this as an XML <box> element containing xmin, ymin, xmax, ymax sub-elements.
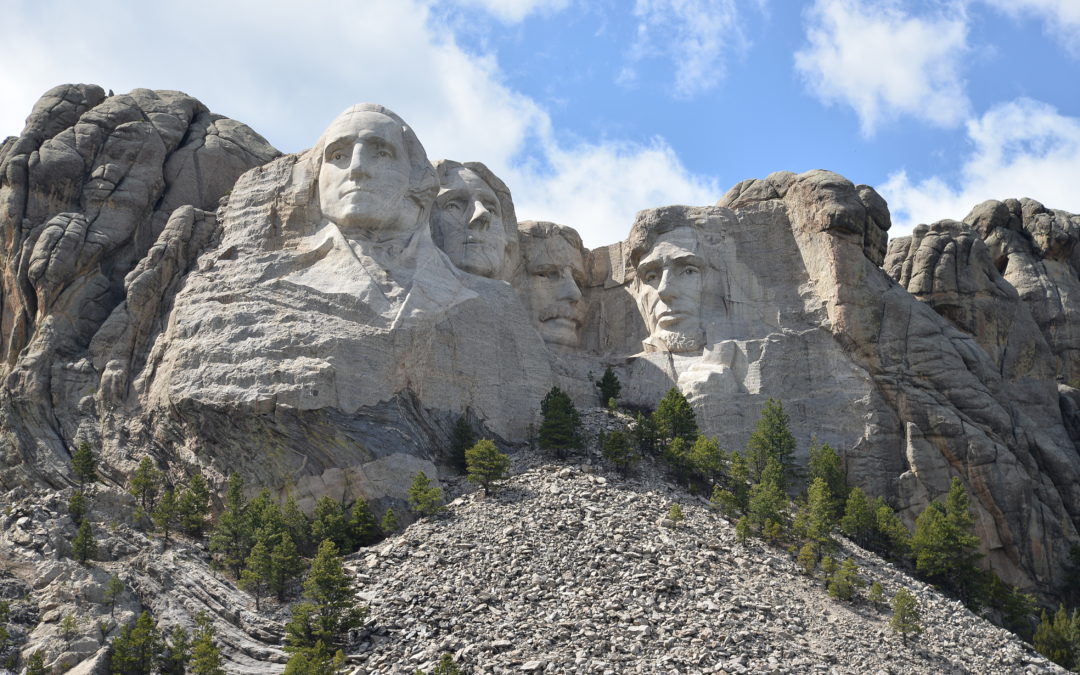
<box><xmin>0</xmin><ymin>86</ymin><xmax>1077</xmax><ymax>596</ymax></box>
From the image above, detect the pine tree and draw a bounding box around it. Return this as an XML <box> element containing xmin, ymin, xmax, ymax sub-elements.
<box><xmin>105</xmin><ymin>574</ymin><xmax>125</xmax><ymax>618</ymax></box>
<box><xmin>283</xmin><ymin>641</ymin><xmax>341</xmax><ymax>675</ymax></box>
<box><xmin>890</xmin><ymin>589</ymin><xmax>922</xmax><ymax>645</ymax></box>
<box><xmin>807</xmin><ymin>439</ymin><xmax>846</xmax><ymax>517</ymax></box>
<box><xmin>631</xmin><ymin>412</ymin><xmax>659</xmax><ymax>457</ymax></box>
<box><xmin>465</xmin><ymin>439</ymin><xmax>510</xmax><ymax>493</ymax></box>
<box><xmin>188</xmin><ymin>612</ymin><xmax>225</xmax><ymax>675</ymax></box>
<box><xmin>128</xmin><ymin>457</ymin><xmax>162</xmax><ymax>513</ymax></box>
<box><xmin>271</xmin><ymin>533</ymin><xmax>306</xmax><ymax>602</ymax></box>
<box><xmin>248</xmin><ymin>489</ymin><xmax>286</xmax><ymax>539</ymax></box>
<box><xmin>839</xmin><ymin>487</ymin><xmax>876</xmax><ymax>546</ymax></box>
<box><xmin>596</xmin><ymin>366</ymin><xmax>621</xmax><ymax>407</ymax></box>
<box><xmin>688</xmin><ymin>435</ymin><xmax>726</xmax><ymax>485</ymax></box>
<box><xmin>431</xmin><ymin>653</ymin><xmax>464</xmax><ymax>674</ymax></box>
<box><xmin>868</xmin><ymin>581</ymin><xmax>886</xmax><ymax>607</ymax></box>
<box><xmin>709</xmin><ymin>484</ymin><xmax>740</xmax><ymax>517</ymax></box>
<box><xmin>661</xmin><ymin>437</ymin><xmax>694</xmax><ymax>486</ymax></box>
<box><xmin>538</xmin><ymin>387</ymin><xmax>583</xmax><ymax>458</ymax></box>
<box><xmin>283</xmin><ymin>496</ymin><xmax>313</xmax><ymax>556</ymax></box>
<box><xmin>72</xmin><ymin>441</ymin><xmax>97</xmax><ymax>487</ymax></box>
<box><xmin>601</xmin><ymin>430</ymin><xmax>639</xmax><ymax>475</ymax></box>
<box><xmin>734</xmin><ymin>516</ymin><xmax>750</xmax><ymax>544</ymax></box>
<box><xmin>152</xmin><ymin>487</ymin><xmax>179</xmax><ymax>549</ymax></box>
<box><xmin>311</xmin><ymin>497</ymin><xmax>351</xmax><ymax>553</ymax></box>
<box><xmin>911</xmin><ymin>477</ymin><xmax>983</xmax><ymax>606</ymax></box>
<box><xmin>745</xmin><ymin>398</ymin><xmax>796</xmax><ymax>489</ymax></box>
<box><xmin>796</xmin><ymin>542</ymin><xmax>818</xmax><ymax>575</ymax></box>
<box><xmin>449</xmin><ymin>415</ymin><xmax>476</xmax><ymax>474</ymax></box>
<box><xmin>747</xmin><ymin>458</ymin><xmax>787</xmax><ymax>532</ymax></box>
<box><xmin>177</xmin><ymin>473</ymin><xmax>211</xmax><ymax>538</ymax></box>
<box><xmin>873</xmin><ymin>499</ymin><xmax>911</xmax><ymax>560</ymax></box>
<box><xmin>349</xmin><ymin>499</ymin><xmax>380</xmax><ymax>548</ymax></box>
<box><xmin>210</xmin><ymin>473</ymin><xmax>252</xmax><ymax>578</ymax></box>
<box><xmin>380</xmin><ymin>509</ymin><xmax>399</xmax><ymax>535</ymax></box>
<box><xmin>25</xmin><ymin>651</ymin><xmax>47</xmax><ymax>675</ymax></box>
<box><xmin>794</xmin><ymin>477</ymin><xmax>834</xmax><ymax>545</ymax></box>
<box><xmin>158</xmin><ymin>625</ymin><xmax>190</xmax><ymax>675</ymax></box>
<box><xmin>69</xmin><ymin>489</ymin><xmax>88</xmax><ymax>525</ymax></box>
<box><xmin>408</xmin><ymin>472</ymin><xmax>445</xmax><ymax>518</ymax></box>
<box><xmin>827</xmin><ymin>558</ymin><xmax>864</xmax><ymax>601</ymax></box>
<box><xmin>72</xmin><ymin>519</ymin><xmax>96</xmax><ymax>564</ymax></box>
<box><xmin>727</xmin><ymin>450</ymin><xmax>751</xmax><ymax>511</ymax></box>
<box><xmin>652</xmin><ymin>388</ymin><xmax>698</xmax><ymax>445</ymax></box>
<box><xmin>667</xmin><ymin>503</ymin><xmax>685</xmax><ymax>524</ymax></box>
<box><xmin>109</xmin><ymin>611</ymin><xmax>159</xmax><ymax>675</ymax></box>
<box><xmin>298</xmin><ymin>540</ymin><xmax>367</xmax><ymax>650</ymax></box>
<box><xmin>240</xmin><ymin>534</ymin><xmax>273</xmax><ymax>610</ymax></box>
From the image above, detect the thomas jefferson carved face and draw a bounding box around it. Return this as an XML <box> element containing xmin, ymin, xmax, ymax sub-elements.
<box><xmin>317</xmin><ymin>109</ymin><xmax>417</xmax><ymax>239</ymax></box>
<box><xmin>433</xmin><ymin>166</ymin><xmax>508</xmax><ymax>278</ymax></box>
<box><xmin>633</xmin><ymin>228</ymin><xmax>705</xmax><ymax>352</ymax></box>
<box><xmin>519</xmin><ymin>227</ymin><xmax>585</xmax><ymax>348</ymax></box>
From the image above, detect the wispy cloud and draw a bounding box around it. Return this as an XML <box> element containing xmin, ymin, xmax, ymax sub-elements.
<box><xmin>622</xmin><ymin>0</ymin><xmax>751</xmax><ymax>98</ymax></box>
<box><xmin>879</xmin><ymin>98</ymin><xmax>1080</xmax><ymax>233</ymax></box>
<box><xmin>795</xmin><ymin>0</ymin><xmax>971</xmax><ymax>136</ymax></box>
<box><xmin>0</xmin><ymin>0</ymin><xmax>715</xmax><ymax>248</ymax></box>
<box><xmin>444</xmin><ymin>0</ymin><xmax>571</xmax><ymax>23</ymax></box>
<box><xmin>980</xmin><ymin>0</ymin><xmax>1080</xmax><ymax>57</ymax></box>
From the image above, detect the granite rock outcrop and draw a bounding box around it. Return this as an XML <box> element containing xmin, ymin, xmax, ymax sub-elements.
<box><xmin>0</xmin><ymin>85</ymin><xmax>1076</xmax><ymax>613</ymax></box>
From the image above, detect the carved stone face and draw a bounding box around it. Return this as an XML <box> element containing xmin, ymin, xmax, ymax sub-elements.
<box><xmin>317</xmin><ymin>110</ymin><xmax>417</xmax><ymax>239</ymax></box>
<box><xmin>634</xmin><ymin>228</ymin><xmax>705</xmax><ymax>352</ymax></box>
<box><xmin>521</xmin><ymin>234</ymin><xmax>585</xmax><ymax>347</ymax></box>
<box><xmin>433</xmin><ymin>167</ymin><xmax>507</xmax><ymax>278</ymax></box>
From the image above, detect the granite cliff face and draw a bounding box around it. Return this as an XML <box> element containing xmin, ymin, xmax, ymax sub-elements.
<box><xmin>0</xmin><ymin>85</ymin><xmax>1078</xmax><ymax>612</ymax></box>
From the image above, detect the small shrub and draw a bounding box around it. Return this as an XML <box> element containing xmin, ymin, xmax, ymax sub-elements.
<box><xmin>667</xmin><ymin>503</ymin><xmax>685</xmax><ymax>524</ymax></box>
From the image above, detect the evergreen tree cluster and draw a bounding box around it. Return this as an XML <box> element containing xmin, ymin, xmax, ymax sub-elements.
<box><xmin>1033</xmin><ymin>605</ymin><xmax>1080</xmax><ymax>671</ymax></box>
<box><xmin>108</xmin><ymin>610</ymin><xmax>223</xmax><ymax>675</ymax></box>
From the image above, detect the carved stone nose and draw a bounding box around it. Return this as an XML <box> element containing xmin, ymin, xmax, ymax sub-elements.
<box><xmin>469</xmin><ymin>201</ymin><xmax>491</xmax><ymax>230</ymax></box>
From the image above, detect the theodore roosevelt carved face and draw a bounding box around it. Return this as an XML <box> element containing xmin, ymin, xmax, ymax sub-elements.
<box><xmin>432</xmin><ymin>162</ymin><xmax>511</xmax><ymax>279</ymax></box>
<box><xmin>517</xmin><ymin>221</ymin><xmax>586</xmax><ymax>348</ymax></box>
<box><xmin>631</xmin><ymin>226</ymin><xmax>706</xmax><ymax>353</ymax></box>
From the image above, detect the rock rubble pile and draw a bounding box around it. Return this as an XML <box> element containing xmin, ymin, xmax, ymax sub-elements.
<box><xmin>347</xmin><ymin>459</ymin><xmax>1062</xmax><ymax>674</ymax></box>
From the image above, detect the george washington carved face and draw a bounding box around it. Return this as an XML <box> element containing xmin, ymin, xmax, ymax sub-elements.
<box><xmin>313</xmin><ymin>105</ymin><xmax>435</xmax><ymax>243</ymax></box>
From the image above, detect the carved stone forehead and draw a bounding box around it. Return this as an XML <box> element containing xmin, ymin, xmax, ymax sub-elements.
<box><xmin>637</xmin><ymin>228</ymin><xmax>702</xmax><ymax>267</ymax></box>
<box><xmin>318</xmin><ymin>108</ymin><xmax>404</xmax><ymax>148</ymax></box>
<box><xmin>439</xmin><ymin>167</ymin><xmax>498</xmax><ymax>201</ymax></box>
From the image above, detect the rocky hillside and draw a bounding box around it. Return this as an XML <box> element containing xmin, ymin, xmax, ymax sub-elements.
<box><xmin>0</xmin><ymin>437</ymin><xmax>1065</xmax><ymax>673</ymax></box>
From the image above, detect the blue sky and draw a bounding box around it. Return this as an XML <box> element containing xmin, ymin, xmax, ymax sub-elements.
<box><xmin>2</xmin><ymin>0</ymin><xmax>1078</xmax><ymax>248</ymax></box>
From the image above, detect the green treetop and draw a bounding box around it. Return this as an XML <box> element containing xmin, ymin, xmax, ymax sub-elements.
<box><xmin>465</xmin><ymin>439</ymin><xmax>510</xmax><ymax>493</ymax></box>
<box><xmin>72</xmin><ymin>441</ymin><xmax>97</xmax><ymax>487</ymax></box>
<box><xmin>652</xmin><ymin>388</ymin><xmax>698</xmax><ymax>445</ymax></box>
<box><xmin>745</xmin><ymin>398</ymin><xmax>797</xmax><ymax>489</ymax></box>
<box><xmin>890</xmin><ymin>588</ymin><xmax>922</xmax><ymax>645</ymax></box>
<box><xmin>128</xmin><ymin>457</ymin><xmax>162</xmax><ymax>513</ymax></box>
<box><xmin>539</xmin><ymin>387</ymin><xmax>583</xmax><ymax>458</ymax></box>
<box><xmin>911</xmin><ymin>477</ymin><xmax>983</xmax><ymax>606</ymax></box>
<box><xmin>188</xmin><ymin>612</ymin><xmax>225</xmax><ymax>675</ymax></box>
<box><xmin>596</xmin><ymin>366</ymin><xmax>621</xmax><ymax>407</ymax></box>
<box><xmin>407</xmin><ymin>472</ymin><xmax>445</xmax><ymax>518</ymax></box>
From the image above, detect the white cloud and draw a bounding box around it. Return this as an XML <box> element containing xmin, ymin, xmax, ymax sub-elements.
<box><xmin>445</xmin><ymin>0</ymin><xmax>571</xmax><ymax>23</ymax></box>
<box><xmin>624</xmin><ymin>0</ymin><xmax>749</xmax><ymax>98</ymax></box>
<box><xmin>795</xmin><ymin>0</ymin><xmax>971</xmax><ymax>136</ymax></box>
<box><xmin>509</xmin><ymin>139</ymin><xmax>721</xmax><ymax>246</ymax></box>
<box><xmin>980</xmin><ymin>0</ymin><xmax>1080</xmax><ymax>57</ymax></box>
<box><xmin>0</xmin><ymin>0</ymin><xmax>716</xmax><ymax>249</ymax></box>
<box><xmin>879</xmin><ymin>98</ymin><xmax>1080</xmax><ymax>234</ymax></box>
